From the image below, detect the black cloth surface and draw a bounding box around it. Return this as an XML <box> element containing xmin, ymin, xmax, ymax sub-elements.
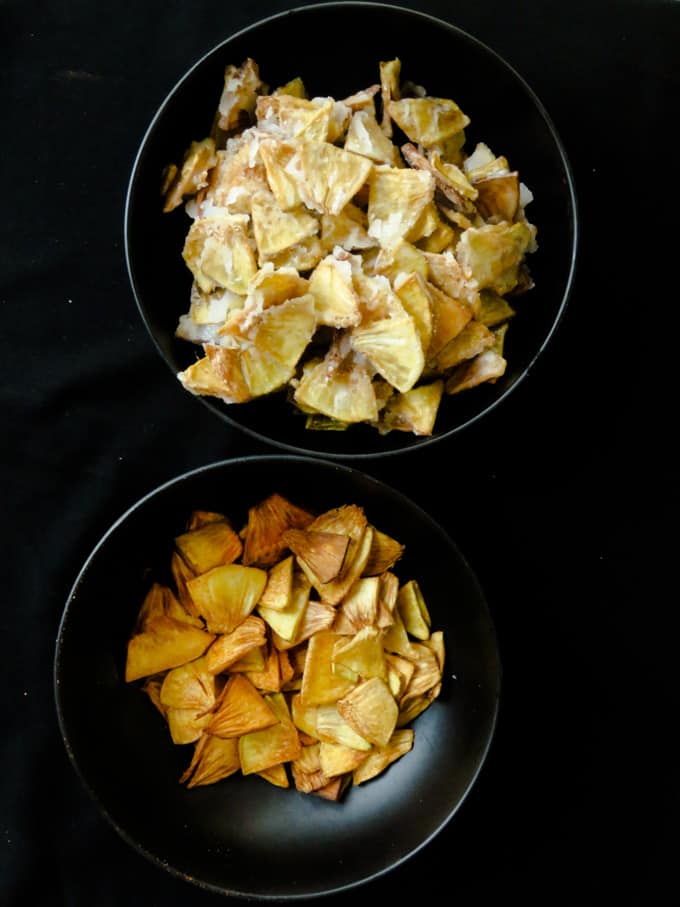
<box><xmin>2</xmin><ymin>0</ymin><xmax>677</xmax><ymax>904</ymax></box>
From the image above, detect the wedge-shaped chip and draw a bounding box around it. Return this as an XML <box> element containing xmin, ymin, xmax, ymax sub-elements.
<box><xmin>315</xmin><ymin>704</ymin><xmax>372</xmax><ymax>751</ymax></box>
<box><xmin>397</xmin><ymin>683</ymin><xmax>441</xmax><ymax>727</ymax></box>
<box><xmin>187</xmin><ymin>563</ymin><xmax>267</xmax><ymax>634</ymax></box>
<box><xmin>300</xmin><ymin>630</ymin><xmax>355</xmax><ymax>705</ymax></box>
<box><xmin>258</xmin><ymin>138</ymin><xmax>302</xmax><ymax>210</ymax></box>
<box><xmin>245</xmin><ymin>642</ymin><xmax>282</xmax><ymax>692</ymax></box>
<box><xmin>256</xmin><ymin>94</ymin><xmax>334</xmax><ymax>142</ymax></box>
<box><xmin>160</xmin><ymin>654</ymin><xmax>215</xmax><ymax>711</ymax></box>
<box><xmin>290</xmin><ymin>693</ymin><xmax>320</xmax><ymax>739</ymax></box>
<box><xmin>163</xmin><ymin>137</ymin><xmax>217</xmax><ymax>213</ymax></box>
<box><xmin>393</xmin><ymin>271</ymin><xmax>434</xmax><ymax>353</ymax></box>
<box><xmin>178</xmin><ymin>353</ymin><xmax>249</xmax><ymax>405</ymax></box>
<box><xmin>455</xmin><ymin>222</ymin><xmax>534</xmax><ymax>294</ymax></box>
<box><xmin>353</xmin><ymin>270</ymin><xmax>406</xmax><ymax>323</ymax></box>
<box><xmin>217</xmin><ymin>58</ymin><xmax>262</xmax><ymax>131</ymax></box>
<box><xmin>308</xmin><ymin>255</ymin><xmax>361</xmax><ymax>328</ymax></box>
<box><xmin>478</xmin><ymin>288</ymin><xmax>516</xmax><ymax>327</ymax></box>
<box><xmin>406</xmin><ymin>201</ymin><xmax>441</xmax><ymax>244</ymax></box>
<box><xmin>271</xmin><ymin>599</ymin><xmax>337</xmax><ymax>651</ymax></box>
<box><xmin>400</xmin><ymin>640</ymin><xmax>442</xmax><ymax>704</ymax></box>
<box><xmin>291</xmin><ymin>744</ymin><xmax>331</xmax><ymax>793</ymax></box>
<box><xmin>379</xmin><ymin>380</ymin><xmax>444</xmax><ymax>436</ymax></box>
<box><xmin>182</xmin><ymin>213</ymin><xmax>257</xmax><ymax>295</ymax></box>
<box><xmin>125</xmin><ymin>615</ymin><xmax>215</xmax><ymax>683</ymax></box>
<box><xmin>320</xmin><ymin>741</ymin><xmax>370</xmax><ymax>778</ymax></box>
<box><xmin>257</xmin><ymin>569</ymin><xmax>311</xmax><ymax>642</ymax></box>
<box><xmin>475</xmin><ymin>171</ymin><xmax>520</xmax><ymax>222</ymax></box>
<box><xmin>352</xmin><ymin>728</ymin><xmax>414</xmax><ymax>785</ymax></box>
<box><xmin>257</xmin><ymin>763</ymin><xmax>290</xmax><ymax>787</ymax></box>
<box><xmin>376</xmin><ymin>570</ymin><xmax>400</xmax><ymax>628</ymax></box>
<box><xmin>367</xmin><ymin>167</ymin><xmax>434</xmax><ymax>248</ymax></box>
<box><xmin>302</xmin><ymin>505</ymin><xmax>371</xmax><ymax>605</ymax></box>
<box><xmin>337</xmin><ymin>676</ymin><xmax>398</xmax><ymax>747</ymax></box>
<box><xmin>205</xmin><ymin>614</ymin><xmax>268</xmax><ymax>673</ymax></box>
<box><xmin>385</xmin><ymin>652</ymin><xmax>416</xmax><ymax>700</ymax></box>
<box><xmin>282</xmin><ymin>528</ymin><xmax>349</xmax><ymax>584</ymax></box>
<box><xmin>207</xmin><ymin>673</ymin><xmax>277</xmax><ymax>738</ymax></box>
<box><xmin>396</xmin><ymin>580</ymin><xmax>431</xmax><ymax>641</ymax></box>
<box><xmin>362</xmin><ymin>529</ymin><xmax>405</xmax><ymax>576</ymax></box>
<box><xmin>333</xmin><ymin>626</ymin><xmax>386</xmax><ymax>681</ymax></box>
<box><xmin>351</xmin><ymin>313</ymin><xmax>424</xmax><ymax>393</ymax></box>
<box><xmin>424</xmin><ymin>250</ymin><xmax>480</xmax><ymax>314</ymax></box>
<box><xmin>373</xmin><ymin>239</ymin><xmax>428</xmax><ymax>283</ymax></box>
<box><xmin>273</xmin><ymin>76</ymin><xmax>307</xmax><ymax>98</ymax></box>
<box><xmin>259</xmin><ymin>554</ymin><xmax>294</xmax><ymax>611</ymax></box>
<box><xmin>180</xmin><ymin>733</ymin><xmax>240</xmax><ymax>788</ymax></box>
<box><xmin>320</xmin><ymin>204</ymin><xmax>376</xmax><ymax>253</ymax></box>
<box><xmin>245</xmin><ymin>264</ymin><xmax>309</xmax><ymax>310</ymax></box>
<box><xmin>342</xmin><ymin>83</ymin><xmax>380</xmax><ymax>111</ymax></box>
<box><xmin>221</xmin><ymin>294</ymin><xmax>316</xmax><ymax>399</ymax></box>
<box><xmin>250</xmin><ymin>191</ymin><xmax>319</xmax><ymax>260</ymax></box>
<box><xmin>167</xmin><ymin>707</ymin><xmax>212</xmax><ymax>745</ymax></box>
<box><xmin>345</xmin><ymin>109</ymin><xmax>400</xmax><ymax>165</ymax></box>
<box><xmin>134</xmin><ymin>582</ymin><xmax>201</xmax><ymax>632</ymax></box>
<box><xmin>445</xmin><ymin>347</ymin><xmax>507</xmax><ymax>394</ymax></box>
<box><xmin>314</xmin><ymin>773</ymin><xmax>353</xmax><ymax>801</ymax></box>
<box><xmin>268</xmin><ymin>235</ymin><xmax>325</xmax><ymax>272</ymax></box>
<box><xmin>426</xmin><ymin>281</ymin><xmax>473</xmax><ymax>361</ymax></box>
<box><xmin>382</xmin><ymin>605</ymin><xmax>414</xmax><ymax>658</ymax></box>
<box><xmin>387</xmin><ymin>97</ymin><xmax>470</xmax><ymax>146</ymax></box>
<box><xmin>293</xmin><ymin>353</ymin><xmax>379</xmax><ymax>425</ymax></box>
<box><xmin>228</xmin><ymin>644</ymin><xmax>266</xmax><ymax>673</ymax></box>
<box><xmin>379</xmin><ymin>58</ymin><xmax>401</xmax><ymax>136</ymax></box>
<box><xmin>239</xmin><ymin>692</ymin><xmax>302</xmax><ymax>775</ymax></box>
<box><xmin>431</xmin><ymin>320</ymin><xmax>496</xmax><ymax>372</ymax></box>
<box><xmin>205</xmin><ymin>141</ymin><xmax>269</xmax><ymax>213</ymax></box>
<box><xmin>175</xmin><ymin>519</ymin><xmax>243</xmax><ymax>575</ymax></box>
<box><xmin>333</xmin><ymin>577</ymin><xmax>380</xmax><ymax>634</ymax></box>
<box><xmin>242</xmin><ymin>492</ymin><xmax>315</xmax><ymax>567</ymax></box>
<box><xmin>292</xmin><ymin>141</ymin><xmax>373</xmax><ymax>216</ymax></box>
<box><xmin>417</xmin><ymin>217</ymin><xmax>456</xmax><ymax>254</ymax></box>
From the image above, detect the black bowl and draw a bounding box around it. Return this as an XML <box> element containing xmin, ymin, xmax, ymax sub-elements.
<box><xmin>124</xmin><ymin>1</ymin><xmax>577</xmax><ymax>461</ymax></box>
<box><xmin>54</xmin><ymin>455</ymin><xmax>501</xmax><ymax>900</ymax></box>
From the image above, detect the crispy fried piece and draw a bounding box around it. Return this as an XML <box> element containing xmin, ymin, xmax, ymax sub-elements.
<box><xmin>431</xmin><ymin>320</ymin><xmax>496</xmax><ymax>373</ymax></box>
<box><xmin>313</xmin><ymin>773</ymin><xmax>352</xmax><ymax>801</ymax></box>
<box><xmin>270</xmin><ymin>599</ymin><xmax>337</xmax><ymax>651</ymax></box>
<box><xmin>160</xmin><ymin>654</ymin><xmax>215</xmax><ymax>711</ymax></box>
<box><xmin>400</xmin><ymin>641</ymin><xmax>442</xmax><ymax>704</ymax></box>
<box><xmin>227</xmin><ymin>644</ymin><xmax>266</xmax><ymax>673</ymax></box>
<box><xmin>175</xmin><ymin>519</ymin><xmax>243</xmax><ymax>575</ymax></box>
<box><xmin>163</xmin><ymin>137</ymin><xmax>217</xmax><ymax>213</ymax></box>
<box><xmin>351</xmin><ymin>312</ymin><xmax>425</xmax><ymax>393</ymax></box>
<box><xmin>381</xmin><ymin>605</ymin><xmax>414</xmax><ymax>658</ymax></box>
<box><xmin>250</xmin><ymin>191</ymin><xmax>320</xmax><ymax>260</ymax></box>
<box><xmin>125</xmin><ymin>615</ymin><xmax>215</xmax><ymax>683</ymax></box>
<box><xmin>282</xmin><ymin>528</ymin><xmax>349</xmax><ymax>584</ymax></box>
<box><xmin>242</xmin><ymin>493</ymin><xmax>315</xmax><ymax>567</ymax></box>
<box><xmin>423</xmin><ymin>249</ymin><xmax>480</xmax><ymax>314</ymax></box>
<box><xmin>256</xmin><ymin>94</ymin><xmax>334</xmax><ymax>142</ymax></box>
<box><xmin>292</xmin><ymin>141</ymin><xmax>373</xmax><ymax>216</ymax></box>
<box><xmin>245</xmin><ymin>265</ymin><xmax>309</xmax><ymax>310</ymax></box>
<box><xmin>445</xmin><ymin>347</ymin><xmax>507</xmax><ymax>394</ymax></box>
<box><xmin>315</xmin><ymin>704</ymin><xmax>372</xmax><ymax>750</ymax></box>
<box><xmin>320</xmin><ymin>741</ymin><xmax>369</xmax><ymax>777</ymax></box>
<box><xmin>385</xmin><ymin>652</ymin><xmax>416</xmax><ymax>700</ymax></box>
<box><xmin>378</xmin><ymin>380</ymin><xmax>444</xmax><ymax>437</ymax></box>
<box><xmin>475</xmin><ymin>171</ymin><xmax>520</xmax><ymax>222</ymax></box>
<box><xmin>455</xmin><ymin>222</ymin><xmax>534</xmax><ymax>294</ymax></box>
<box><xmin>397</xmin><ymin>683</ymin><xmax>441</xmax><ymax>727</ymax></box>
<box><xmin>217</xmin><ymin>58</ymin><xmax>262</xmax><ymax>132</ymax></box>
<box><xmin>182</xmin><ymin>213</ymin><xmax>257</xmax><ymax>295</ymax></box>
<box><xmin>258</xmin><ymin>554</ymin><xmax>294</xmax><ymax>611</ymax></box>
<box><xmin>320</xmin><ymin>204</ymin><xmax>376</xmax><ymax>254</ymax></box>
<box><xmin>303</xmin><ymin>506</ymin><xmax>371</xmax><ymax>605</ymax></box>
<box><xmin>187</xmin><ymin>563</ymin><xmax>268</xmax><ymax>634</ymax></box>
<box><xmin>293</xmin><ymin>351</ymin><xmax>379</xmax><ymax>425</ymax></box>
<box><xmin>352</xmin><ymin>728</ymin><xmax>414</xmax><ymax>785</ymax></box>
<box><xmin>258</xmin><ymin>137</ymin><xmax>301</xmax><ymax>210</ymax></box>
<box><xmin>426</xmin><ymin>280</ymin><xmax>473</xmax><ymax>361</ymax></box>
<box><xmin>239</xmin><ymin>692</ymin><xmax>301</xmax><ymax>775</ymax></box>
<box><xmin>166</xmin><ymin>707</ymin><xmax>212</xmax><ymax>745</ymax></box>
<box><xmin>367</xmin><ymin>167</ymin><xmax>434</xmax><ymax>248</ymax></box>
<box><xmin>273</xmin><ymin>76</ymin><xmax>307</xmax><ymax>98</ymax></box>
<box><xmin>245</xmin><ymin>641</ymin><xmax>283</xmax><ymax>692</ymax></box>
<box><xmin>300</xmin><ymin>630</ymin><xmax>355</xmax><ymax>705</ymax></box>
<box><xmin>373</xmin><ymin>239</ymin><xmax>428</xmax><ymax>283</ymax></box>
<box><xmin>180</xmin><ymin>733</ymin><xmax>240</xmax><ymax>788</ymax></box>
<box><xmin>308</xmin><ymin>254</ymin><xmax>362</xmax><ymax>328</ymax></box>
<box><xmin>362</xmin><ymin>528</ymin><xmax>405</xmax><ymax>577</ymax></box>
<box><xmin>178</xmin><ymin>354</ymin><xmax>248</xmax><ymax>405</ymax></box>
<box><xmin>345</xmin><ymin>109</ymin><xmax>400</xmax><ymax>165</ymax></box>
<box><xmin>257</xmin><ymin>569</ymin><xmax>311</xmax><ymax>642</ymax></box>
<box><xmin>387</xmin><ymin>96</ymin><xmax>470</xmax><ymax>146</ymax></box>
<box><xmin>393</xmin><ymin>271</ymin><xmax>434</xmax><ymax>353</ymax></box>
<box><xmin>376</xmin><ymin>570</ymin><xmax>399</xmax><ymax>628</ymax></box>
<box><xmin>207</xmin><ymin>673</ymin><xmax>277</xmax><ymax>738</ymax></box>
<box><xmin>396</xmin><ymin>580</ymin><xmax>431</xmax><ymax>641</ymax></box>
<box><xmin>205</xmin><ymin>140</ymin><xmax>269</xmax><ymax>213</ymax></box>
<box><xmin>337</xmin><ymin>677</ymin><xmax>398</xmax><ymax>747</ymax></box>
<box><xmin>478</xmin><ymin>288</ymin><xmax>516</xmax><ymax>327</ymax></box>
<box><xmin>379</xmin><ymin>58</ymin><xmax>401</xmax><ymax>137</ymax></box>
<box><xmin>205</xmin><ymin>614</ymin><xmax>268</xmax><ymax>673</ymax></box>
<box><xmin>333</xmin><ymin>626</ymin><xmax>386</xmax><ymax>681</ymax></box>
<box><xmin>257</xmin><ymin>763</ymin><xmax>290</xmax><ymax>788</ymax></box>
<box><xmin>332</xmin><ymin>577</ymin><xmax>380</xmax><ymax>634</ymax></box>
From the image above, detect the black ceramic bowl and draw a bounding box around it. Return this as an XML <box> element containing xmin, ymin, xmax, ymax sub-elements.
<box><xmin>124</xmin><ymin>2</ymin><xmax>577</xmax><ymax>460</ymax></box>
<box><xmin>54</xmin><ymin>455</ymin><xmax>501</xmax><ymax>900</ymax></box>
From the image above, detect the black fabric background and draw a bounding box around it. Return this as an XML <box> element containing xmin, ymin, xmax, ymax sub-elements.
<box><xmin>2</xmin><ymin>0</ymin><xmax>677</xmax><ymax>904</ymax></box>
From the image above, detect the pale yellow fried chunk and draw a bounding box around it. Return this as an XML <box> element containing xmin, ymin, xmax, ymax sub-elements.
<box><xmin>175</xmin><ymin>519</ymin><xmax>243</xmax><ymax>574</ymax></box>
<box><xmin>180</xmin><ymin>734</ymin><xmax>241</xmax><ymax>788</ymax></box>
<box><xmin>430</xmin><ymin>320</ymin><xmax>496</xmax><ymax>373</ymax></box>
<box><xmin>238</xmin><ymin>692</ymin><xmax>302</xmax><ymax>775</ymax></box>
<box><xmin>455</xmin><ymin>222</ymin><xmax>535</xmax><ymax>294</ymax></box>
<box><xmin>337</xmin><ymin>676</ymin><xmax>398</xmax><ymax>747</ymax></box>
<box><xmin>258</xmin><ymin>554</ymin><xmax>294</xmax><ymax>611</ymax></box>
<box><xmin>187</xmin><ymin>563</ymin><xmax>268</xmax><ymax>634</ymax></box>
<box><xmin>207</xmin><ymin>673</ymin><xmax>277</xmax><ymax>738</ymax></box>
<box><xmin>282</xmin><ymin>528</ymin><xmax>350</xmax><ymax>584</ymax></box>
<box><xmin>345</xmin><ymin>109</ymin><xmax>400</xmax><ymax>165</ymax></box>
<box><xmin>292</xmin><ymin>141</ymin><xmax>373</xmax><ymax>215</ymax></box>
<box><xmin>257</xmin><ymin>569</ymin><xmax>311</xmax><ymax>642</ymax></box>
<box><xmin>160</xmin><ymin>654</ymin><xmax>215</xmax><ymax>711</ymax></box>
<box><xmin>350</xmin><ymin>312</ymin><xmax>424</xmax><ymax>393</ymax></box>
<box><xmin>352</xmin><ymin>728</ymin><xmax>414</xmax><ymax>785</ymax></box>
<box><xmin>250</xmin><ymin>190</ymin><xmax>319</xmax><ymax>260</ymax></box>
<box><xmin>387</xmin><ymin>96</ymin><xmax>470</xmax><ymax>146</ymax></box>
<box><xmin>379</xmin><ymin>58</ymin><xmax>401</xmax><ymax>137</ymax></box>
<box><xmin>378</xmin><ymin>380</ymin><xmax>444</xmax><ymax>436</ymax></box>
<box><xmin>256</xmin><ymin>94</ymin><xmax>334</xmax><ymax>142</ymax></box>
<box><xmin>293</xmin><ymin>353</ymin><xmax>379</xmax><ymax>425</ymax></box>
<box><xmin>217</xmin><ymin>58</ymin><xmax>262</xmax><ymax>132</ymax></box>
<box><xmin>163</xmin><ymin>137</ymin><xmax>217</xmax><ymax>213</ymax></box>
<box><xmin>308</xmin><ymin>255</ymin><xmax>362</xmax><ymax>328</ymax></box>
<box><xmin>125</xmin><ymin>615</ymin><xmax>215</xmax><ymax>683</ymax></box>
<box><xmin>182</xmin><ymin>213</ymin><xmax>257</xmax><ymax>295</ymax></box>
<box><xmin>392</xmin><ymin>271</ymin><xmax>434</xmax><ymax>353</ymax></box>
<box><xmin>205</xmin><ymin>614</ymin><xmax>268</xmax><ymax>673</ymax></box>
<box><xmin>367</xmin><ymin>167</ymin><xmax>434</xmax><ymax>248</ymax></box>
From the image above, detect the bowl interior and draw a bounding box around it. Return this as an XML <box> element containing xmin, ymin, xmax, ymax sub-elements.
<box><xmin>55</xmin><ymin>455</ymin><xmax>501</xmax><ymax>899</ymax></box>
<box><xmin>125</xmin><ymin>2</ymin><xmax>577</xmax><ymax>458</ymax></box>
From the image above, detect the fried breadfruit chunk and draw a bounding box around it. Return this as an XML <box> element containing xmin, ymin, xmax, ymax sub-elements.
<box><xmin>180</xmin><ymin>733</ymin><xmax>241</xmax><ymax>788</ymax></box>
<box><xmin>378</xmin><ymin>380</ymin><xmax>444</xmax><ymax>437</ymax></box>
<box><xmin>238</xmin><ymin>692</ymin><xmax>302</xmax><ymax>775</ymax></box>
<box><xmin>387</xmin><ymin>96</ymin><xmax>470</xmax><ymax>147</ymax></box>
<box><xmin>292</xmin><ymin>141</ymin><xmax>373</xmax><ymax>216</ymax></box>
<box><xmin>353</xmin><ymin>728</ymin><xmax>414</xmax><ymax>785</ymax></box>
<box><xmin>367</xmin><ymin>167</ymin><xmax>434</xmax><ymax>248</ymax></box>
<box><xmin>350</xmin><ymin>312</ymin><xmax>424</xmax><ymax>393</ymax></box>
<box><xmin>281</xmin><ymin>528</ymin><xmax>350</xmax><ymax>584</ymax></box>
<box><xmin>187</xmin><ymin>563</ymin><xmax>267</xmax><ymax>634</ymax></box>
<box><xmin>257</xmin><ymin>569</ymin><xmax>311</xmax><ymax>642</ymax></box>
<box><xmin>207</xmin><ymin>673</ymin><xmax>278</xmax><ymax>738</ymax></box>
<box><xmin>258</xmin><ymin>554</ymin><xmax>294</xmax><ymax>611</ymax></box>
<box><xmin>293</xmin><ymin>352</ymin><xmax>379</xmax><ymax>425</ymax></box>
<box><xmin>205</xmin><ymin>614</ymin><xmax>268</xmax><ymax>673</ymax></box>
<box><xmin>182</xmin><ymin>213</ymin><xmax>257</xmax><ymax>295</ymax></box>
<box><xmin>163</xmin><ymin>137</ymin><xmax>217</xmax><ymax>213</ymax></box>
<box><xmin>125</xmin><ymin>615</ymin><xmax>215</xmax><ymax>683</ymax></box>
<box><xmin>217</xmin><ymin>58</ymin><xmax>262</xmax><ymax>132</ymax></box>
<box><xmin>337</xmin><ymin>676</ymin><xmax>399</xmax><ymax>747</ymax></box>
<box><xmin>242</xmin><ymin>492</ymin><xmax>315</xmax><ymax>567</ymax></box>
<box><xmin>175</xmin><ymin>519</ymin><xmax>243</xmax><ymax>575</ymax></box>
<box><xmin>160</xmin><ymin>654</ymin><xmax>215</xmax><ymax>711</ymax></box>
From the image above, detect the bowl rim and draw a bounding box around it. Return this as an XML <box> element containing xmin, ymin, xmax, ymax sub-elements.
<box><xmin>54</xmin><ymin>452</ymin><xmax>502</xmax><ymax>899</ymax></box>
<box><xmin>123</xmin><ymin>0</ymin><xmax>579</xmax><ymax>461</ymax></box>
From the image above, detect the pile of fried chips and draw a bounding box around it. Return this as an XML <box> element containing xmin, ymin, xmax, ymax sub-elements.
<box><xmin>162</xmin><ymin>58</ymin><xmax>537</xmax><ymax>435</ymax></box>
<box><xmin>125</xmin><ymin>493</ymin><xmax>444</xmax><ymax>799</ymax></box>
